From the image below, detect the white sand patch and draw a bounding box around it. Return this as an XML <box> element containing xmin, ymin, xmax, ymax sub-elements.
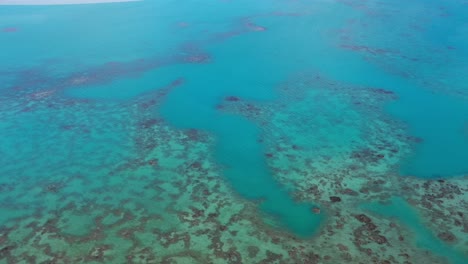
<box><xmin>0</xmin><ymin>0</ymin><xmax>140</xmax><ymax>5</ymax></box>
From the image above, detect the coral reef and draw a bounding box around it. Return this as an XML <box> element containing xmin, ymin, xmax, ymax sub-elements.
<box><xmin>0</xmin><ymin>1</ymin><xmax>466</xmax><ymax>263</ymax></box>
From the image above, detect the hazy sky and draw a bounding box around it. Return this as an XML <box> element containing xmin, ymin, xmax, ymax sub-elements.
<box><xmin>0</xmin><ymin>0</ymin><xmax>140</xmax><ymax>5</ymax></box>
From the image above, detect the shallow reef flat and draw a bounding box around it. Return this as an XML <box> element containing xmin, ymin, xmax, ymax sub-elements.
<box><xmin>0</xmin><ymin>0</ymin><xmax>467</xmax><ymax>263</ymax></box>
<box><xmin>0</xmin><ymin>66</ymin><xmax>466</xmax><ymax>263</ymax></box>
<box><xmin>216</xmin><ymin>71</ymin><xmax>468</xmax><ymax>263</ymax></box>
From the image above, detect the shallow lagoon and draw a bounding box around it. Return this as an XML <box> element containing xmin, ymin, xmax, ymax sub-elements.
<box><xmin>0</xmin><ymin>0</ymin><xmax>467</xmax><ymax>263</ymax></box>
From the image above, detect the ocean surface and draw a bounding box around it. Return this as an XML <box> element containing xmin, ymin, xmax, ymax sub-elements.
<box><xmin>0</xmin><ymin>0</ymin><xmax>467</xmax><ymax>263</ymax></box>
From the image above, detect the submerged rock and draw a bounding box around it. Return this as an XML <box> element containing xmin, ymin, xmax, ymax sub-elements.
<box><xmin>437</xmin><ymin>231</ymin><xmax>456</xmax><ymax>242</ymax></box>
<box><xmin>355</xmin><ymin>214</ymin><xmax>372</xmax><ymax>224</ymax></box>
<box><xmin>371</xmin><ymin>234</ymin><xmax>388</xmax><ymax>244</ymax></box>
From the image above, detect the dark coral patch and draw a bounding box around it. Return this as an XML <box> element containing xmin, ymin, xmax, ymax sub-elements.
<box><xmin>350</xmin><ymin>148</ymin><xmax>385</xmax><ymax>163</ymax></box>
<box><xmin>225</xmin><ymin>96</ymin><xmax>241</xmax><ymax>102</ymax></box>
<box><xmin>437</xmin><ymin>231</ymin><xmax>456</xmax><ymax>242</ymax></box>
<box><xmin>370</xmin><ymin>234</ymin><xmax>388</xmax><ymax>244</ymax></box>
<box><xmin>138</xmin><ymin>119</ymin><xmax>160</xmax><ymax>129</ymax></box>
<box><xmin>354</xmin><ymin>214</ymin><xmax>372</xmax><ymax>224</ymax></box>
<box><xmin>148</xmin><ymin>159</ymin><xmax>158</xmax><ymax>166</ymax></box>
<box><xmin>247</xmin><ymin>246</ymin><xmax>259</xmax><ymax>258</ymax></box>
<box><xmin>183</xmin><ymin>54</ymin><xmax>211</xmax><ymax>64</ymax></box>
<box><xmin>371</xmin><ymin>88</ymin><xmax>395</xmax><ymax>95</ymax></box>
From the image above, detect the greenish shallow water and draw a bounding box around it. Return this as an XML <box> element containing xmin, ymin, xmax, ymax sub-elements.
<box><xmin>0</xmin><ymin>0</ymin><xmax>467</xmax><ymax>263</ymax></box>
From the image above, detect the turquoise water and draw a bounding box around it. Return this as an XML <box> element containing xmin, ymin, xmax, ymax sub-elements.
<box><xmin>0</xmin><ymin>0</ymin><xmax>467</xmax><ymax>263</ymax></box>
<box><xmin>363</xmin><ymin>197</ymin><xmax>467</xmax><ymax>264</ymax></box>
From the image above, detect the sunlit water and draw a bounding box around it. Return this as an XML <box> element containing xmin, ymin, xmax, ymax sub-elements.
<box><xmin>0</xmin><ymin>0</ymin><xmax>467</xmax><ymax>263</ymax></box>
